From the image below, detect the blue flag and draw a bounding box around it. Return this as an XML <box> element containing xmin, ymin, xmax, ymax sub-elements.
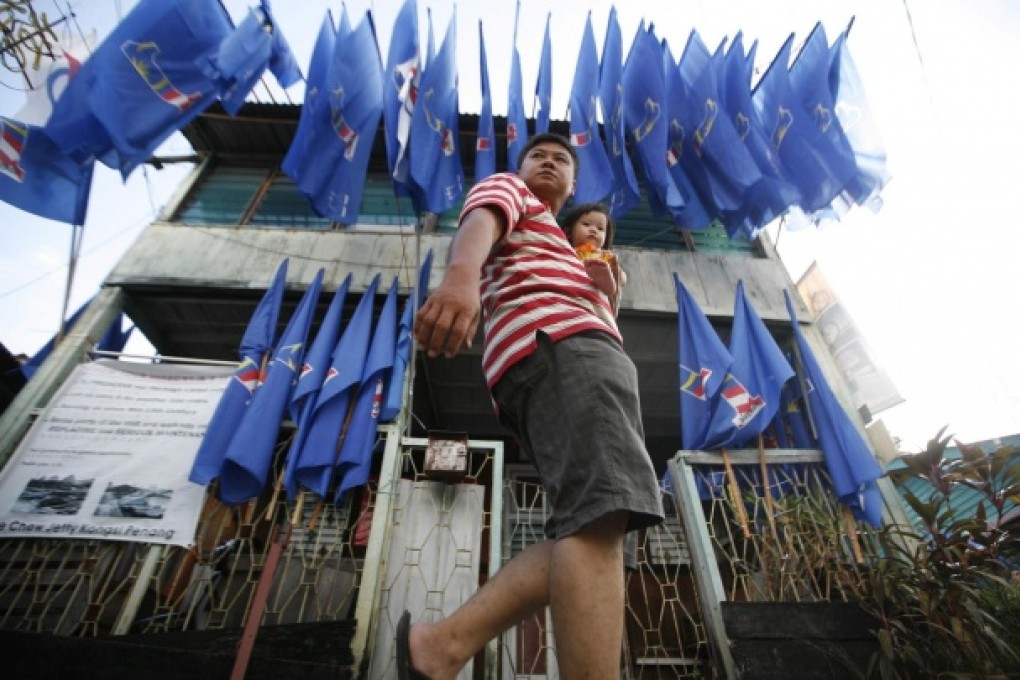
<box><xmin>828</xmin><ymin>26</ymin><xmax>890</xmax><ymax>212</ymax></box>
<box><xmin>218</xmin><ymin>270</ymin><xmax>324</xmax><ymax>505</ymax></box>
<box><xmin>718</xmin><ymin>33</ymin><xmax>799</xmax><ymax>238</ymax></box>
<box><xmin>96</xmin><ymin>313</ymin><xmax>135</xmax><ymax>355</ymax></box>
<box><xmin>534</xmin><ymin>13</ymin><xmax>553</xmax><ymax>134</ymax></box>
<box><xmin>788</xmin><ymin>23</ymin><xmax>858</xmax><ymax>215</ymax></box>
<box><xmin>336</xmin><ymin>278</ymin><xmax>399</xmax><ymax>501</ymax></box>
<box><xmin>780</xmin><ymin>362</ymin><xmax>816</xmax><ymax>449</ymax></box>
<box><xmin>0</xmin><ymin>116</ymin><xmax>93</xmax><ymax>224</ymax></box>
<box><xmin>598</xmin><ymin>8</ymin><xmax>640</xmax><ymax>218</ymax></box>
<box><xmin>289</xmin><ymin>275</ymin><xmax>380</xmax><ymax>499</ymax></box>
<box><xmin>282</xmin><ymin>274</ymin><xmax>351</xmax><ymax>498</ymax></box>
<box><xmin>784</xmin><ymin>290</ymin><xmax>884</xmax><ymax>527</ymax></box>
<box><xmin>189</xmin><ymin>259</ymin><xmax>288</xmax><ymax>485</ymax></box>
<box><xmin>702</xmin><ymin>282</ymin><xmax>794</xmax><ymax>450</ymax></box>
<box><xmin>281</xmin><ymin>12</ymin><xmax>335</xmax><ymax>197</ymax></box>
<box><xmin>382</xmin><ymin>0</ymin><xmax>421</xmax><ymax>199</ymax></box>
<box><xmin>674</xmin><ymin>274</ymin><xmax>733</xmax><ymax>450</ymax></box>
<box><xmin>506</xmin><ymin>2</ymin><xmax>528</xmax><ymax>173</ymax></box>
<box><xmin>215</xmin><ymin>0</ymin><xmax>300</xmax><ymax>115</ymax></box>
<box><xmin>299</xmin><ymin>11</ymin><xmax>384</xmax><ymax>224</ymax></box>
<box><xmin>45</xmin><ymin>0</ymin><xmax>233</xmax><ymax>177</ymax></box>
<box><xmin>474</xmin><ymin>21</ymin><xmax>496</xmax><ymax>183</ymax></box>
<box><xmin>622</xmin><ymin>23</ymin><xmax>686</xmax><ymax>223</ymax></box>
<box><xmin>382</xmin><ymin>249</ymin><xmax>433</xmax><ymax>422</ymax></box>
<box><xmin>409</xmin><ymin>9</ymin><xmax>464</xmax><ymax>215</ymax></box>
<box><xmin>567</xmin><ymin>13</ymin><xmax>613</xmax><ymax>204</ymax></box>
<box><xmin>661</xmin><ymin>38</ymin><xmax>713</xmax><ymax>230</ymax></box>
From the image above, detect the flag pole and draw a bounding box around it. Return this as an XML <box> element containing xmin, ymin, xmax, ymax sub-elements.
<box><xmin>54</xmin><ymin>223</ymin><xmax>85</xmax><ymax>346</ymax></box>
<box><xmin>721</xmin><ymin>448</ymin><xmax>751</xmax><ymax>538</ymax></box>
<box><xmin>757</xmin><ymin>434</ymin><xmax>779</xmax><ymax>541</ymax></box>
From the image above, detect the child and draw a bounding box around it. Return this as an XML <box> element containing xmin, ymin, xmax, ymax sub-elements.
<box><xmin>560</xmin><ymin>202</ymin><xmax>625</xmax><ymax>313</ymax></box>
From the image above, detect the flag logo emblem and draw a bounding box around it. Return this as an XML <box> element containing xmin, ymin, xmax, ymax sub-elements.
<box><xmin>632</xmin><ymin>98</ymin><xmax>660</xmax><ymax>143</ymax></box>
<box><xmin>121</xmin><ymin>41</ymin><xmax>201</xmax><ymax>111</ymax></box>
<box><xmin>330</xmin><ymin>87</ymin><xmax>359</xmax><ymax>161</ymax></box>
<box><xmin>719</xmin><ymin>373</ymin><xmax>765</xmax><ymax>429</ymax></box>
<box><xmin>0</xmin><ymin>117</ymin><xmax>28</xmax><ymax>182</ymax></box>
<box><xmin>233</xmin><ymin>358</ymin><xmax>261</xmax><ymax>395</ymax></box>
<box><xmin>693</xmin><ymin>99</ymin><xmax>718</xmax><ymax>157</ymax></box>
<box><xmin>666</xmin><ymin>120</ymin><xmax>684</xmax><ymax>167</ymax></box>
<box><xmin>679</xmin><ymin>364</ymin><xmax>712</xmax><ymax>400</ymax></box>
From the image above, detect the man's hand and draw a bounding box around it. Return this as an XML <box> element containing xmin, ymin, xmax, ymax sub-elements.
<box><xmin>414</xmin><ymin>263</ymin><xmax>481</xmax><ymax>358</ymax></box>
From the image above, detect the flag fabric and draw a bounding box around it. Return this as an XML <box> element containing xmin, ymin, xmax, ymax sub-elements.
<box><xmin>335</xmin><ymin>278</ymin><xmax>399</xmax><ymax>501</ymax></box>
<box><xmin>622</xmin><ymin>23</ymin><xmax>686</xmax><ymax>223</ymax></box>
<box><xmin>95</xmin><ymin>313</ymin><xmax>135</xmax><ymax>354</ymax></box>
<box><xmin>289</xmin><ymin>275</ymin><xmax>380</xmax><ymax>499</ymax></box>
<box><xmin>788</xmin><ymin>22</ymin><xmax>858</xmax><ymax>215</ymax></box>
<box><xmin>828</xmin><ymin>26</ymin><xmax>890</xmax><ymax>212</ymax></box>
<box><xmin>674</xmin><ymin>274</ymin><xmax>733</xmax><ymax>450</ymax></box>
<box><xmin>718</xmin><ymin>33</ymin><xmax>799</xmax><ymax>237</ymax></box>
<box><xmin>598</xmin><ymin>7</ymin><xmax>640</xmax><ymax>218</ymax></box>
<box><xmin>45</xmin><ymin>0</ymin><xmax>234</xmax><ymax>177</ymax></box>
<box><xmin>282</xmin><ymin>274</ymin><xmax>351</xmax><ymax>497</ymax></box>
<box><xmin>189</xmin><ymin>259</ymin><xmax>288</xmax><ymax>485</ymax></box>
<box><xmin>382</xmin><ymin>249</ymin><xmax>433</xmax><ymax>422</ymax></box>
<box><xmin>702</xmin><ymin>281</ymin><xmax>794</xmax><ymax>449</ymax></box>
<box><xmin>474</xmin><ymin>21</ymin><xmax>496</xmax><ymax>183</ymax></box>
<box><xmin>534</xmin><ymin>13</ymin><xmax>552</xmax><ymax>134</ymax></box>
<box><xmin>567</xmin><ymin>13</ymin><xmax>613</xmax><ymax>204</ymax></box>
<box><xmin>218</xmin><ymin>270</ymin><xmax>324</xmax><ymax>505</ymax></box>
<box><xmin>14</xmin><ymin>30</ymin><xmax>93</xmax><ymax>126</ymax></box>
<box><xmin>780</xmin><ymin>363</ymin><xmax>816</xmax><ymax>448</ymax></box>
<box><xmin>784</xmin><ymin>290</ymin><xmax>884</xmax><ymax>526</ymax></box>
<box><xmin>215</xmin><ymin>0</ymin><xmax>301</xmax><ymax>115</ymax></box>
<box><xmin>409</xmin><ymin>9</ymin><xmax>464</xmax><ymax>215</ymax></box>
<box><xmin>296</xmin><ymin>10</ymin><xmax>384</xmax><ymax>224</ymax></box>
<box><xmin>382</xmin><ymin>0</ymin><xmax>421</xmax><ymax>198</ymax></box>
<box><xmin>281</xmin><ymin>12</ymin><xmax>334</xmax><ymax>196</ymax></box>
<box><xmin>754</xmin><ymin>33</ymin><xmax>849</xmax><ymax>214</ymax></box>
<box><xmin>661</xmin><ymin>39</ymin><xmax>713</xmax><ymax>230</ymax></box>
<box><xmin>506</xmin><ymin>1</ymin><xmax>528</xmax><ymax>173</ymax></box>
<box><xmin>0</xmin><ymin>116</ymin><xmax>93</xmax><ymax>224</ymax></box>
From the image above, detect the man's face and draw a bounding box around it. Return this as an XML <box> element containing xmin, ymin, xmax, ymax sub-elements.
<box><xmin>517</xmin><ymin>141</ymin><xmax>576</xmax><ymax>204</ymax></box>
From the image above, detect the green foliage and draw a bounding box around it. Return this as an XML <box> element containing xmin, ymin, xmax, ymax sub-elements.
<box><xmin>865</xmin><ymin>428</ymin><xmax>1020</xmax><ymax>678</ymax></box>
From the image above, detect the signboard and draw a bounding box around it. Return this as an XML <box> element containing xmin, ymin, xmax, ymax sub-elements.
<box><xmin>0</xmin><ymin>360</ymin><xmax>232</xmax><ymax>546</ymax></box>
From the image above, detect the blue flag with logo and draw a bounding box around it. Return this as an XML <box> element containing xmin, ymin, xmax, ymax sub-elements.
<box><xmin>382</xmin><ymin>249</ymin><xmax>433</xmax><ymax>422</ymax></box>
<box><xmin>567</xmin><ymin>13</ymin><xmax>612</xmax><ymax>204</ymax></box>
<box><xmin>622</xmin><ymin>23</ymin><xmax>686</xmax><ymax>224</ymax></box>
<box><xmin>189</xmin><ymin>259</ymin><xmax>287</xmax><ymax>485</ymax></box>
<box><xmin>718</xmin><ymin>33</ymin><xmax>799</xmax><ymax>238</ymax></box>
<box><xmin>474</xmin><ymin>21</ymin><xmax>496</xmax><ymax>183</ymax></box>
<box><xmin>661</xmin><ymin>39</ymin><xmax>713</xmax><ymax>230</ymax></box>
<box><xmin>506</xmin><ymin>2</ymin><xmax>528</xmax><ymax>173</ymax></box>
<box><xmin>780</xmin><ymin>360</ymin><xmax>816</xmax><ymax>449</ymax></box>
<box><xmin>674</xmin><ymin>274</ymin><xmax>733</xmax><ymax>450</ymax></box>
<box><xmin>702</xmin><ymin>282</ymin><xmax>794</xmax><ymax>450</ymax></box>
<box><xmin>598</xmin><ymin>8</ymin><xmax>639</xmax><ymax>218</ymax></box>
<box><xmin>282</xmin><ymin>274</ymin><xmax>351</xmax><ymax>498</ymax></box>
<box><xmin>409</xmin><ymin>9</ymin><xmax>464</xmax><ymax>215</ymax></box>
<box><xmin>0</xmin><ymin>116</ymin><xmax>93</xmax><ymax>224</ymax></box>
<box><xmin>534</xmin><ymin>13</ymin><xmax>552</xmax><ymax>134</ymax></box>
<box><xmin>382</xmin><ymin>0</ymin><xmax>421</xmax><ymax>200</ymax></box>
<box><xmin>297</xmin><ymin>11</ymin><xmax>384</xmax><ymax>224</ymax></box>
<box><xmin>45</xmin><ymin>0</ymin><xmax>233</xmax><ymax>177</ymax></box>
<box><xmin>784</xmin><ymin>290</ymin><xmax>884</xmax><ymax>527</ymax></box>
<box><xmin>281</xmin><ymin>12</ymin><xmax>334</xmax><ymax>197</ymax></box>
<box><xmin>289</xmin><ymin>275</ymin><xmax>379</xmax><ymax>499</ymax></box>
<box><xmin>828</xmin><ymin>25</ymin><xmax>890</xmax><ymax>212</ymax></box>
<box><xmin>336</xmin><ymin>278</ymin><xmax>399</xmax><ymax>501</ymax></box>
<box><xmin>218</xmin><ymin>270</ymin><xmax>324</xmax><ymax>505</ymax></box>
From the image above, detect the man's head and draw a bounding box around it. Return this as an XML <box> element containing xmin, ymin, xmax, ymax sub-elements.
<box><xmin>516</xmin><ymin>133</ymin><xmax>579</xmax><ymax>214</ymax></box>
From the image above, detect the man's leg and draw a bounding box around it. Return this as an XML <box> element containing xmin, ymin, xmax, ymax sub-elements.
<box><xmin>549</xmin><ymin>511</ymin><xmax>628</xmax><ymax>679</ymax></box>
<box><xmin>406</xmin><ymin>539</ymin><xmax>554</xmax><ymax>680</ymax></box>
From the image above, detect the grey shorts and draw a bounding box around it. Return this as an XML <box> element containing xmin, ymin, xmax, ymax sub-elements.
<box><xmin>492</xmin><ymin>330</ymin><xmax>665</xmax><ymax>542</ymax></box>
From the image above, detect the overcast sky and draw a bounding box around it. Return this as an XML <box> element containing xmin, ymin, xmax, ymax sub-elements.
<box><xmin>1</xmin><ymin>0</ymin><xmax>1017</xmax><ymax>451</ymax></box>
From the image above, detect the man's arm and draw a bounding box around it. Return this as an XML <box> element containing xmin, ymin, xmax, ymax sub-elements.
<box><xmin>414</xmin><ymin>206</ymin><xmax>506</xmax><ymax>358</ymax></box>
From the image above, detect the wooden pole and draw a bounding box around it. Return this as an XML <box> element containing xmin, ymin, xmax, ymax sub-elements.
<box><xmin>758</xmin><ymin>435</ymin><xmax>779</xmax><ymax>541</ymax></box>
<box><xmin>721</xmin><ymin>449</ymin><xmax>751</xmax><ymax>538</ymax></box>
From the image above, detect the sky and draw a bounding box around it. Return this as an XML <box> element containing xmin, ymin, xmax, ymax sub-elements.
<box><xmin>1</xmin><ymin>0</ymin><xmax>1017</xmax><ymax>452</ymax></box>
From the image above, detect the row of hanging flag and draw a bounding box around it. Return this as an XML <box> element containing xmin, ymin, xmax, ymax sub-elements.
<box><xmin>1</xmin><ymin>0</ymin><xmax>887</xmax><ymax>241</ymax></box>
<box><xmin>188</xmin><ymin>252</ymin><xmax>433</xmax><ymax>506</ymax></box>
<box><xmin>675</xmin><ymin>277</ymin><xmax>885</xmax><ymax>526</ymax></box>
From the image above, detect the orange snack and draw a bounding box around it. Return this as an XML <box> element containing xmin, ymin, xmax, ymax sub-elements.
<box><xmin>575</xmin><ymin>243</ymin><xmax>614</xmax><ymax>262</ymax></box>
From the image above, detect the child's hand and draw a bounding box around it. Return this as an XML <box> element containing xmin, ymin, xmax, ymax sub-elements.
<box><xmin>584</xmin><ymin>257</ymin><xmax>618</xmax><ymax>298</ymax></box>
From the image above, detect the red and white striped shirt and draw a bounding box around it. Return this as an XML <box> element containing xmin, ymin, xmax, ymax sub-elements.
<box><xmin>460</xmin><ymin>173</ymin><xmax>622</xmax><ymax>389</ymax></box>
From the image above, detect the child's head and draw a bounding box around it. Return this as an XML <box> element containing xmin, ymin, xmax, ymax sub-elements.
<box><xmin>560</xmin><ymin>202</ymin><xmax>615</xmax><ymax>250</ymax></box>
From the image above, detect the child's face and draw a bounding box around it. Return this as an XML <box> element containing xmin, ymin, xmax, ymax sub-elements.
<box><xmin>571</xmin><ymin>211</ymin><xmax>609</xmax><ymax>249</ymax></box>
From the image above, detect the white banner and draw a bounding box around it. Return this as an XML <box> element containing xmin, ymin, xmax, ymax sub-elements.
<box><xmin>0</xmin><ymin>360</ymin><xmax>233</xmax><ymax>547</ymax></box>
